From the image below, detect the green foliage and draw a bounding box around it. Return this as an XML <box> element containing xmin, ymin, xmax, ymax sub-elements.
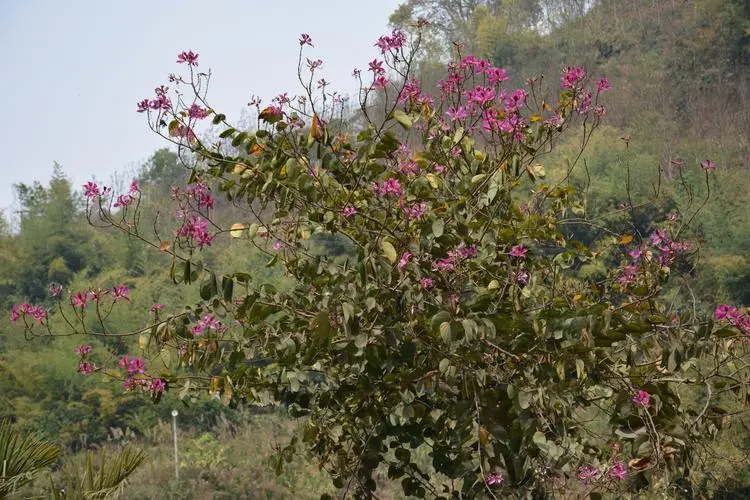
<box><xmin>57</xmin><ymin>23</ymin><xmax>745</xmax><ymax>497</ymax></box>
<box><xmin>0</xmin><ymin>419</ymin><xmax>60</xmax><ymax>498</ymax></box>
<box><xmin>50</xmin><ymin>446</ymin><xmax>146</xmax><ymax>500</ymax></box>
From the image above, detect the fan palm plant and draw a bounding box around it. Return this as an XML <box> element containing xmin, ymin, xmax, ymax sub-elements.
<box><xmin>50</xmin><ymin>446</ymin><xmax>146</xmax><ymax>500</ymax></box>
<box><xmin>0</xmin><ymin>419</ymin><xmax>61</xmax><ymax>499</ymax></box>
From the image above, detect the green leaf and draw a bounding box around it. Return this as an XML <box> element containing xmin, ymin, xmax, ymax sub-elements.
<box><xmin>392</xmin><ymin>109</ymin><xmax>412</xmax><ymax>129</ymax></box>
<box><xmin>432</xmin><ymin>219</ymin><xmax>444</xmax><ymax>238</ymax></box>
<box><xmin>232</xmin><ymin>131</ymin><xmax>248</xmax><ymax>147</ymax></box>
<box><xmin>342</xmin><ymin>303</ymin><xmax>354</xmax><ymax>324</ymax></box>
<box><xmin>212</xmin><ymin>113</ymin><xmax>226</xmax><ymax>124</ymax></box>
<box><xmin>219</xmin><ymin>128</ymin><xmax>236</xmax><ymax>139</ymax></box>
<box><xmin>381</xmin><ymin>240</ymin><xmax>397</xmax><ymax>264</ymax></box>
<box><xmin>518</xmin><ymin>391</ymin><xmax>532</xmax><ymax>409</ymax></box>
<box><xmin>221</xmin><ymin>275</ymin><xmax>234</xmax><ymax>302</ymax></box>
<box><xmin>439</xmin><ymin>322</ymin><xmax>452</xmax><ymax>343</ymax></box>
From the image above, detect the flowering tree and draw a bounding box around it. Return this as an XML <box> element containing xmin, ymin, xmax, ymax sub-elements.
<box><xmin>12</xmin><ymin>25</ymin><xmax>750</xmax><ymax>498</ymax></box>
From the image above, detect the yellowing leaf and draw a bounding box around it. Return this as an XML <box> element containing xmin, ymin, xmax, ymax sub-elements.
<box><xmin>392</xmin><ymin>109</ymin><xmax>412</xmax><ymax>129</ymax></box>
<box><xmin>381</xmin><ymin>240</ymin><xmax>397</xmax><ymax>264</ymax></box>
<box><xmin>530</xmin><ymin>113</ymin><xmax>542</xmax><ymax>123</ymax></box>
<box><xmin>230</xmin><ymin>223</ymin><xmax>246</xmax><ymax>238</ymax></box>
<box><xmin>619</xmin><ymin>234</ymin><xmax>634</xmax><ymax>245</ymax></box>
<box><xmin>527</xmin><ymin>164</ymin><xmax>546</xmax><ymax>178</ymax></box>
<box><xmin>159</xmin><ymin>241</ymin><xmax>170</xmax><ymax>252</ymax></box>
<box><xmin>425</xmin><ymin>173</ymin><xmax>440</xmax><ymax>189</ymax></box>
<box><xmin>233</xmin><ymin>163</ymin><xmax>247</xmax><ymax>174</ymax></box>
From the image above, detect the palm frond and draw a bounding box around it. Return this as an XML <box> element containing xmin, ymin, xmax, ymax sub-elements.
<box><xmin>51</xmin><ymin>446</ymin><xmax>146</xmax><ymax>500</ymax></box>
<box><xmin>0</xmin><ymin>419</ymin><xmax>61</xmax><ymax>499</ymax></box>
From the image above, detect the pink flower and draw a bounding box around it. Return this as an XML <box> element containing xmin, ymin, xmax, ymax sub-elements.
<box><xmin>306</xmin><ymin>58</ymin><xmax>323</xmax><ymax>70</ymax></box>
<box><xmin>632</xmin><ymin>389</ymin><xmax>651</xmax><ymax>408</ymax></box>
<box><xmin>342</xmin><ymin>206</ymin><xmax>357</xmax><ymax>217</ymax></box>
<box><xmin>485</xmin><ymin>472</ymin><xmax>504</xmax><ymax>486</ymax></box>
<box><xmin>10</xmin><ymin>303</ymin><xmax>21</xmax><ymax>322</ymax></box>
<box><xmin>715</xmin><ymin>304</ymin><xmax>737</xmax><ymax>321</ymax></box>
<box><xmin>372</xmin><ymin>178</ymin><xmax>402</xmax><ymax>198</ymax></box>
<box><xmin>48</xmin><ymin>283</ymin><xmax>63</xmax><ymax>297</ymax></box>
<box><xmin>273</xmin><ymin>240</ymin><xmax>283</xmax><ymax>250</ymax></box>
<box><xmin>487</xmin><ymin>67</ymin><xmax>508</xmax><ymax>85</ymax></box>
<box><xmin>111</xmin><ymin>284</ymin><xmax>130</xmax><ymax>301</ymax></box>
<box><xmin>114</xmin><ymin>194</ymin><xmax>134</xmax><ymax>208</ymax></box>
<box><xmin>149</xmin><ymin>378</ymin><xmax>166</xmax><ymax>394</ymax></box>
<box><xmin>150</xmin><ymin>303</ymin><xmax>165</xmax><ymax>313</ymax></box>
<box><xmin>75</xmin><ymin>344</ymin><xmax>92</xmax><ymax>357</ymax></box>
<box><xmin>123</xmin><ymin>377</ymin><xmax>138</xmax><ymax>391</ymax></box>
<box><xmin>509</xmin><ymin>244</ymin><xmax>528</xmax><ymax>259</ymax></box>
<box><xmin>434</xmin><ymin>164</ymin><xmax>446</xmax><ymax>174</ymax></box>
<box><xmin>446</xmin><ymin>106</ymin><xmax>468</xmax><ymax>121</ymax></box>
<box><xmin>78</xmin><ymin>362</ymin><xmax>95</xmax><ymax>375</ymax></box>
<box><xmin>513</xmin><ymin>269</ymin><xmax>529</xmax><ymax>285</ymax></box>
<box><xmin>187</xmin><ymin>104</ymin><xmax>210</xmax><ymax>120</ymax></box>
<box><xmin>192</xmin><ymin>315</ymin><xmax>221</xmax><ymax>336</ymax></box>
<box><xmin>299</xmin><ymin>33</ymin><xmax>313</xmax><ymax>47</ymax></box>
<box><xmin>420</xmin><ymin>277</ymin><xmax>434</xmax><ymax>289</ymax></box>
<box><xmin>700</xmin><ymin>159</ymin><xmax>716</xmax><ymax>172</ymax></box>
<box><xmin>432</xmin><ymin>257</ymin><xmax>456</xmax><ymax>272</ymax></box>
<box><xmin>71</xmin><ymin>291</ymin><xmax>89</xmax><ymax>309</ymax></box>
<box><xmin>372</xmin><ymin>75</ymin><xmax>389</xmax><ymax>89</ymax></box>
<box><xmin>187</xmin><ymin>182</ymin><xmax>215</xmax><ymax>209</ymax></box>
<box><xmin>136</xmin><ymin>99</ymin><xmax>150</xmax><ymax>113</ymax></box>
<box><xmin>401</xmin><ymin>202</ymin><xmax>428</xmax><ymax>220</ymax></box>
<box><xmin>83</xmin><ymin>181</ymin><xmax>101</xmax><ymax>200</ymax></box>
<box><xmin>561</xmin><ymin>66</ymin><xmax>586</xmax><ymax>89</ymax></box>
<box><xmin>577</xmin><ymin>464</ymin><xmax>599</xmax><ymax>484</ymax></box>
<box><xmin>129</xmin><ymin>180</ymin><xmax>139</xmax><ymax>194</ymax></box>
<box><xmin>597</xmin><ymin>77</ymin><xmax>612</xmax><ymax>92</ymax></box>
<box><xmin>368</xmin><ymin>59</ymin><xmax>385</xmax><ymax>75</ymax></box>
<box><xmin>127</xmin><ymin>356</ymin><xmax>146</xmax><ymax>374</ymax></box>
<box><xmin>609</xmin><ymin>460</ymin><xmax>627</xmax><ymax>480</ymax></box>
<box><xmin>176</xmin><ymin>50</ymin><xmax>199</xmax><ymax>66</ymax></box>
<box><xmin>398</xmin><ymin>251</ymin><xmax>412</xmax><ymax>270</ymax></box>
<box><xmin>118</xmin><ymin>355</ymin><xmax>130</xmax><ymax>369</ymax></box>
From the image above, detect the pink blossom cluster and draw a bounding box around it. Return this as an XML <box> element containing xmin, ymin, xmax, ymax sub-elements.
<box><xmin>400</xmin><ymin>202</ymin><xmax>428</xmax><ymax>221</ymax></box>
<box><xmin>117</xmin><ymin>354</ymin><xmax>165</xmax><ymax>394</ymax></box>
<box><xmin>186</xmin><ymin>182</ymin><xmax>215</xmax><ymax>209</ymax></box>
<box><xmin>176</xmin><ymin>50</ymin><xmax>199</xmax><ymax>66</ymax></box>
<box><xmin>715</xmin><ymin>304</ymin><xmax>750</xmax><ymax>333</ymax></box>
<box><xmin>619</xmin><ymin>228</ymin><xmax>690</xmax><ymax>287</ymax></box>
<box><xmin>113</xmin><ymin>180</ymin><xmax>140</xmax><ymax>209</ymax></box>
<box><xmin>191</xmin><ymin>314</ymin><xmax>223</xmax><ymax>336</ymax></box>
<box><xmin>484</xmin><ymin>472</ymin><xmax>504</xmax><ymax>486</ymax></box>
<box><xmin>69</xmin><ymin>284</ymin><xmax>130</xmax><ymax>309</ymax></box>
<box><xmin>577</xmin><ymin>460</ymin><xmax>627</xmax><ymax>484</ymax></box>
<box><xmin>374</xmin><ymin>29</ymin><xmax>406</xmax><ymax>54</ymax></box>
<box><xmin>76</xmin><ymin>344</ymin><xmax>96</xmax><ymax>375</ymax></box>
<box><xmin>137</xmin><ymin>85</ymin><xmax>172</xmax><ymax>113</ymax></box>
<box><xmin>187</xmin><ymin>103</ymin><xmax>210</xmax><ymax>120</ymax></box>
<box><xmin>371</xmin><ymin>178</ymin><xmax>402</xmax><ymax>198</ymax></box>
<box><xmin>10</xmin><ymin>302</ymin><xmax>47</xmax><ymax>325</ymax></box>
<box><xmin>432</xmin><ymin>243</ymin><xmax>478</xmax><ymax>272</ymax></box>
<box><xmin>632</xmin><ymin>389</ymin><xmax>651</xmax><ymax>407</ymax></box>
<box><xmin>82</xmin><ymin>181</ymin><xmax>112</xmax><ymax>201</ymax></box>
<box><xmin>398</xmin><ymin>77</ymin><xmax>433</xmax><ymax>107</ymax></box>
<box><xmin>176</xmin><ymin>215</ymin><xmax>215</xmax><ymax>248</ymax></box>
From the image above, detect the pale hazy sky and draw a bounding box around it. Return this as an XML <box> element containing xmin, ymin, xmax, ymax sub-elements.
<box><xmin>0</xmin><ymin>0</ymin><xmax>402</xmax><ymax>214</ymax></box>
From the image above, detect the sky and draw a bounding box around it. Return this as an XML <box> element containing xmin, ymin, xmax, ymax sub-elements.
<box><xmin>0</xmin><ymin>0</ymin><xmax>402</xmax><ymax>215</ymax></box>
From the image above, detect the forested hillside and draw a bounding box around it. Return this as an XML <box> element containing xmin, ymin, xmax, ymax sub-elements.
<box><xmin>1</xmin><ymin>0</ymin><xmax>748</xmax><ymax>498</ymax></box>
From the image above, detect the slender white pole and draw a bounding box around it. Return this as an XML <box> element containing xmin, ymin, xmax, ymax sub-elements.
<box><xmin>171</xmin><ymin>410</ymin><xmax>179</xmax><ymax>482</ymax></box>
